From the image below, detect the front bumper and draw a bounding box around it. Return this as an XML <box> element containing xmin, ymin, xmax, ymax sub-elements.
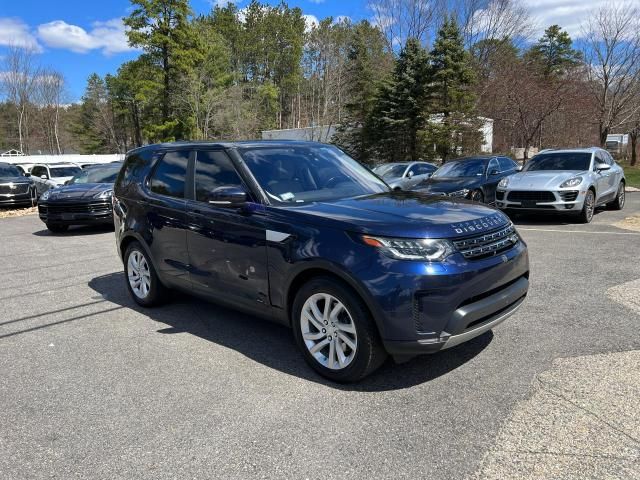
<box><xmin>495</xmin><ymin>188</ymin><xmax>585</xmax><ymax>212</ymax></box>
<box><xmin>383</xmin><ymin>275</ymin><xmax>528</xmax><ymax>355</ymax></box>
<box><xmin>0</xmin><ymin>193</ymin><xmax>33</xmax><ymax>206</ymax></box>
<box><xmin>38</xmin><ymin>201</ymin><xmax>113</xmax><ymax>225</ymax></box>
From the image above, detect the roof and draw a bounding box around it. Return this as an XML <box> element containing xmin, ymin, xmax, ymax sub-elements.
<box><xmin>535</xmin><ymin>147</ymin><xmax>601</xmax><ymax>154</ymax></box>
<box><xmin>34</xmin><ymin>162</ymin><xmax>82</xmax><ymax>168</ymax></box>
<box><xmin>127</xmin><ymin>140</ymin><xmax>329</xmax><ymax>155</ymax></box>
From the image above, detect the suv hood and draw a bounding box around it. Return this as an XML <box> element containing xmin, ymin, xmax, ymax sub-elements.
<box><xmin>44</xmin><ymin>183</ymin><xmax>113</xmax><ymax>201</ymax></box>
<box><xmin>270</xmin><ymin>191</ymin><xmax>509</xmax><ymax>239</ymax></box>
<box><xmin>417</xmin><ymin>177</ymin><xmax>482</xmax><ymax>194</ymax></box>
<box><xmin>506</xmin><ymin>170</ymin><xmax>588</xmax><ymax>189</ymax></box>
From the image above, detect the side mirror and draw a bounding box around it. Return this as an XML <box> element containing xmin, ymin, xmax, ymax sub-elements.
<box><xmin>40</xmin><ymin>175</ymin><xmax>47</xmax><ymax>180</ymax></box>
<box><xmin>489</xmin><ymin>169</ymin><xmax>499</xmax><ymax>176</ymax></box>
<box><xmin>208</xmin><ymin>186</ymin><xmax>248</xmax><ymax>207</ymax></box>
<box><xmin>406</xmin><ymin>171</ymin><xmax>414</xmax><ymax>178</ymax></box>
<box><xmin>596</xmin><ymin>163</ymin><xmax>611</xmax><ymax>171</ymax></box>
<box><xmin>516</xmin><ymin>165</ymin><xmax>523</xmax><ymax>171</ymax></box>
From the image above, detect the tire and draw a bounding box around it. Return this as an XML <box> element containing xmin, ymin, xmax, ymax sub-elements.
<box><xmin>470</xmin><ymin>189</ymin><xmax>484</xmax><ymax>203</ymax></box>
<box><xmin>46</xmin><ymin>223</ymin><xmax>68</xmax><ymax>233</ymax></box>
<box><xmin>292</xmin><ymin>277</ymin><xmax>387</xmax><ymax>382</ymax></box>
<box><xmin>578</xmin><ymin>189</ymin><xmax>595</xmax><ymax>223</ymax></box>
<box><xmin>607</xmin><ymin>182</ymin><xmax>625</xmax><ymax>210</ymax></box>
<box><xmin>123</xmin><ymin>241</ymin><xmax>167</xmax><ymax>307</ymax></box>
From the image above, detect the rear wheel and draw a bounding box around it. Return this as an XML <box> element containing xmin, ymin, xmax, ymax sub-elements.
<box><xmin>292</xmin><ymin>277</ymin><xmax>387</xmax><ymax>382</ymax></box>
<box><xmin>607</xmin><ymin>182</ymin><xmax>625</xmax><ymax>210</ymax></box>
<box><xmin>46</xmin><ymin>223</ymin><xmax>68</xmax><ymax>233</ymax></box>
<box><xmin>578</xmin><ymin>189</ymin><xmax>595</xmax><ymax>223</ymax></box>
<box><xmin>124</xmin><ymin>241</ymin><xmax>167</xmax><ymax>307</ymax></box>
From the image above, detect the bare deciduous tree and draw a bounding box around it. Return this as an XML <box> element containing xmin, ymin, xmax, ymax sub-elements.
<box><xmin>582</xmin><ymin>2</ymin><xmax>640</xmax><ymax>146</ymax></box>
<box><xmin>369</xmin><ymin>0</ymin><xmax>438</xmax><ymax>48</ymax></box>
<box><xmin>36</xmin><ymin>69</ymin><xmax>66</xmax><ymax>154</ymax></box>
<box><xmin>0</xmin><ymin>45</ymin><xmax>40</xmax><ymax>154</ymax></box>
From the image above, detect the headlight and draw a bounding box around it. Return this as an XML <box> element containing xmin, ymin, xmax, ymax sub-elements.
<box><xmin>559</xmin><ymin>177</ymin><xmax>583</xmax><ymax>188</ymax></box>
<box><xmin>448</xmin><ymin>189</ymin><xmax>470</xmax><ymax>198</ymax></box>
<box><xmin>40</xmin><ymin>190</ymin><xmax>51</xmax><ymax>201</ymax></box>
<box><xmin>362</xmin><ymin>235</ymin><xmax>454</xmax><ymax>261</ymax></box>
<box><xmin>498</xmin><ymin>177</ymin><xmax>509</xmax><ymax>189</ymax></box>
<box><xmin>94</xmin><ymin>189</ymin><xmax>113</xmax><ymax>199</ymax></box>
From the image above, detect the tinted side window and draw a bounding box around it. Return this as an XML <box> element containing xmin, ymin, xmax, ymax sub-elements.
<box><xmin>117</xmin><ymin>149</ymin><xmax>154</xmax><ymax>192</ymax></box>
<box><xmin>149</xmin><ymin>150</ymin><xmax>189</xmax><ymax>198</ymax></box>
<box><xmin>195</xmin><ymin>150</ymin><xmax>244</xmax><ymax>202</ymax></box>
<box><xmin>32</xmin><ymin>166</ymin><xmax>43</xmax><ymax>177</ymax></box>
<box><xmin>488</xmin><ymin>158</ymin><xmax>499</xmax><ymax>173</ymax></box>
<box><xmin>498</xmin><ymin>157</ymin><xmax>516</xmax><ymax>171</ymax></box>
<box><xmin>414</xmin><ymin>164</ymin><xmax>434</xmax><ymax>175</ymax></box>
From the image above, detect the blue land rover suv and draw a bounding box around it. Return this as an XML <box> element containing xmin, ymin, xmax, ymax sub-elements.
<box><xmin>113</xmin><ymin>141</ymin><xmax>529</xmax><ymax>382</ymax></box>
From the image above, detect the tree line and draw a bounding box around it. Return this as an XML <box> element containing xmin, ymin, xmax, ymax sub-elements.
<box><xmin>1</xmin><ymin>0</ymin><xmax>639</xmax><ymax>165</ymax></box>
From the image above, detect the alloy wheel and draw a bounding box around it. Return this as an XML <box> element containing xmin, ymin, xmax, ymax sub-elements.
<box><xmin>127</xmin><ymin>250</ymin><xmax>151</xmax><ymax>299</ymax></box>
<box><xmin>300</xmin><ymin>293</ymin><xmax>357</xmax><ymax>370</ymax></box>
<box><xmin>585</xmin><ymin>191</ymin><xmax>595</xmax><ymax>221</ymax></box>
<box><xmin>618</xmin><ymin>184</ymin><xmax>625</xmax><ymax>208</ymax></box>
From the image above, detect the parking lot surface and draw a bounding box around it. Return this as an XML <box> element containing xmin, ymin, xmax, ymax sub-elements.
<box><xmin>1</xmin><ymin>196</ymin><xmax>639</xmax><ymax>479</ymax></box>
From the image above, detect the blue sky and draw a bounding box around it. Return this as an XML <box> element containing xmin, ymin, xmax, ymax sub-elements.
<box><xmin>0</xmin><ymin>0</ymin><xmax>607</xmax><ymax>101</ymax></box>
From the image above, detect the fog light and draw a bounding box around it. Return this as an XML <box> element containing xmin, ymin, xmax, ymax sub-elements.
<box><xmin>564</xmin><ymin>204</ymin><xmax>574</xmax><ymax>209</ymax></box>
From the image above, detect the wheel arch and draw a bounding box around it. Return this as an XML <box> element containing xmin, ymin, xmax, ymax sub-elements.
<box><xmin>284</xmin><ymin>264</ymin><xmax>386</xmax><ymax>337</ymax></box>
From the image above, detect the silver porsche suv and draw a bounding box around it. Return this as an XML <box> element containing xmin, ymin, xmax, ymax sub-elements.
<box><xmin>495</xmin><ymin>147</ymin><xmax>625</xmax><ymax>223</ymax></box>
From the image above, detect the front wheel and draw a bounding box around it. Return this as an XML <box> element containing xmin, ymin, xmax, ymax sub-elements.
<box><xmin>124</xmin><ymin>241</ymin><xmax>167</xmax><ymax>307</ymax></box>
<box><xmin>292</xmin><ymin>277</ymin><xmax>387</xmax><ymax>382</ymax></box>
<box><xmin>578</xmin><ymin>189</ymin><xmax>595</xmax><ymax>223</ymax></box>
<box><xmin>470</xmin><ymin>189</ymin><xmax>484</xmax><ymax>203</ymax></box>
<box><xmin>608</xmin><ymin>182</ymin><xmax>625</xmax><ymax>210</ymax></box>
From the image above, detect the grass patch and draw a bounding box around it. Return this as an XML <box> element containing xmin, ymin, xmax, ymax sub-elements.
<box><xmin>621</xmin><ymin>163</ymin><xmax>640</xmax><ymax>189</ymax></box>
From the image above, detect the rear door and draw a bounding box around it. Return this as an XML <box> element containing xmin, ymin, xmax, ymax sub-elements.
<box><xmin>145</xmin><ymin>149</ymin><xmax>191</xmax><ymax>287</ymax></box>
<box><xmin>186</xmin><ymin>149</ymin><xmax>269</xmax><ymax>310</ymax></box>
<box><xmin>484</xmin><ymin>158</ymin><xmax>501</xmax><ymax>203</ymax></box>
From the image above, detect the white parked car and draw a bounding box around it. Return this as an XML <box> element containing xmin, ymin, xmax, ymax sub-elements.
<box><xmin>30</xmin><ymin>163</ymin><xmax>83</xmax><ymax>197</ymax></box>
<box><xmin>373</xmin><ymin>161</ymin><xmax>438</xmax><ymax>190</ymax></box>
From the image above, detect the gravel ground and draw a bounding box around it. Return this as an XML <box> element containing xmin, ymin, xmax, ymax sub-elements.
<box><xmin>1</xmin><ymin>195</ymin><xmax>639</xmax><ymax>480</ymax></box>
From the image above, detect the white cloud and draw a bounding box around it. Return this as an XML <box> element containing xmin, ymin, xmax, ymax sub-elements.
<box><xmin>521</xmin><ymin>0</ymin><xmax>613</xmax><ymax>39</ymax></box>
<box><xmin>0</xmin><ymin>18</ymin><xmax>42</xmax><ymax>52</ymax></box>
<box><xmin>303</xmin><ymin>14</ymin><xmax>319</xmax><ymax>31</ymax></box>
<box><xmin>37</xmin><ymin>18</ymin><xmax>136</xmax><ymax>55</ymax></box>
<box><xmin>210</xmin><ymin>0</ymin><xmax>241</xmax><ymax>7</ymax></box>
<box><xmin>309</xmin><ymin>0</ymin><xmax>326</xmax><ymax>3</ymax></box>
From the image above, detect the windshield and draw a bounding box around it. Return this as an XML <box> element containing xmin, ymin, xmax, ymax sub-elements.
<box><xmin>240</xmin><ymin>145</ymin><xmax>389</xmax><ymax>203</ymax></box>
<box><xmin>50</xmin><ymin>166</ymin><xmax>82</xmax><ymax>178</ymax></box>
<box><xmin>432</xmin><ymin>159</ymin><xmax>485</xmax><ymax>178</ymax></box>
<box><xmin>0</xmin><ymin>165</ymin><xmax>22</xmax><ymax>177</ymax></box>
<box><xmin>524</xmin><ymin>153</ymin><xmax>591</xmax><ymax>171</ymax></box>
<box><xmin>374</xmin><ymin>164</ymin><xmax>407</xmax><ymax>179</ymax></box>
<box><xmin>70</xmin><ymin>167</ymin><xmax>120</xmax><ymax>184</ymax></box>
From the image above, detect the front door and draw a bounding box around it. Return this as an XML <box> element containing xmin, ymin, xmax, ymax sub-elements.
<box><xmin>186</xmin><ymin>149</ymin><xmax>269</xmax><ymax>310</ymax></box>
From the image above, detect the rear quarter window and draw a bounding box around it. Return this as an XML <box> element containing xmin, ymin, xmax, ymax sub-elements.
<box><xmin>115</xmin><ymin>149</ymin><xmax>154</xmax><ymax>196</ymax></box>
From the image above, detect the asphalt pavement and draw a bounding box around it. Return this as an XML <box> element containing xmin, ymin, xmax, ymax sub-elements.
<box><xmin>1</xmin><ymin>195</ymin><xmax>639</xmax><ymax>479</ymax></box>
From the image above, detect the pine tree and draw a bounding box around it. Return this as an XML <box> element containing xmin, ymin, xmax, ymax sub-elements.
<box><xmin>332</xmin><ymin>21</ymin><xmax>392</xmax><ymax>162</ymax></box>
<box><xmin>366</xmin><ymin>38</ymin><xmax>430</xmax><ymax>163</ymax></box>
<box><xmin>427</xmin><ymin>17</ymin><xmax>479</xmax><ymax>161</ymax></box>
<box><xmin>526</xmin><ymin>25</ymin><xmax>582</xmax><ymax>77</ymax></box>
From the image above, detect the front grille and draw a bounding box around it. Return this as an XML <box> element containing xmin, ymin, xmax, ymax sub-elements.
<box><xmin>507</xmin><ymin>191</ymin><xmax>556</xmax><ymax>202</ymax></box>
<box><xmin>39</xmin><ymin>201</ymin><xmax>111</xmax><ymax>215</ymax></box>
<box><xmin>558</xmin><ymin>191</ymin><xmax>579</xmax><ymax>202</ymax></box>
<box><xmin>0</xmin><ymin>183</ymin><xmax>30</xmax><ymax>194</ymax></box>
<box><xmin>453</xmin><ymin>224</ymin><xmax>519</xmax><ymax>260</ymax></box>
<box><xmin>495</xmin><ymin>191</ymin><xmax>505</xmax><ymax>200</ymax></box>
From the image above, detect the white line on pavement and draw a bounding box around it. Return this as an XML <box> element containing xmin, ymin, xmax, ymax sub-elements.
<box><xmin>518</xmin><ymin>227</ymin><xmax>640</xmax><ymax>235</ymax></box>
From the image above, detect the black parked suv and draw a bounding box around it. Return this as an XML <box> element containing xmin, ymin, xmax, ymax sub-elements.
<box><xmin>113</xmin><ymin>141</ymin><xmax>529</xmax><ymax>382</ymax></box>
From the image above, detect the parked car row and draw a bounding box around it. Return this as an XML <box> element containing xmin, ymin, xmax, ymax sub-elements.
<box><xmin>378</xmin><ymin>147</ymin><xmax>625</xmax><ymax>223</ymax></box>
